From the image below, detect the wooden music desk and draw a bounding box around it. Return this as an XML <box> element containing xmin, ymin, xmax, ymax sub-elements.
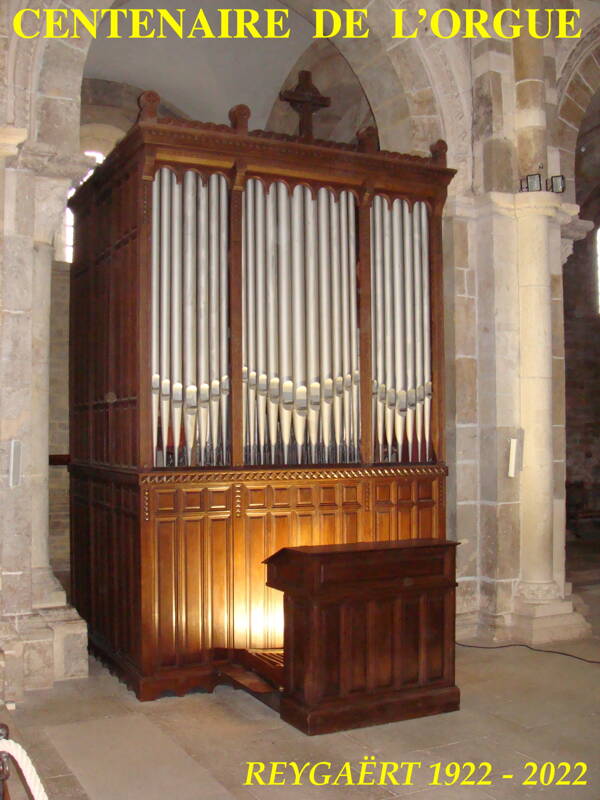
<box><xmin>262</xmin><ymin>539</ymin><xmax>460</xmax><ymax>735</ymax></box>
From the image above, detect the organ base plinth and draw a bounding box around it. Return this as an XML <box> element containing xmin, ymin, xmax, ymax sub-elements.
<box><xmin>279</xmin><ymin>685</ymin><xmax>460</xmax><ymax>736</ymax></box>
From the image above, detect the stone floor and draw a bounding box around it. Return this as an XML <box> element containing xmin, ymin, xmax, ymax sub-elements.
<box><xmin>1</xmin><ymin>542</ymin><xmax>598</xmax><ymax>800</ymax></box>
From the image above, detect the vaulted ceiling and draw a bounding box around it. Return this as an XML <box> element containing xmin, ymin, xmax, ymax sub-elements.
<box><xmin>84</xmin><ymin>0</ymin><xmax>315</xmax><ymax>128</ymax></box>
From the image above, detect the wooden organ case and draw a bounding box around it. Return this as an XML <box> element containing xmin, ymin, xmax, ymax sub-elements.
<box><xmin>69</xmin><ymin>82</ymin><xmax>456</xmax><ymax>706</ymax></box>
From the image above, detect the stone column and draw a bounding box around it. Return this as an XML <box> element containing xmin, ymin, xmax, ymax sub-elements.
<box><xmin>0</xmin><ymin>139</ymin><xmax>91</xmax><ymax>702</ymax></box>
<box><xmin>515</xmin><ymin>193</ymin><xmax>560</xmax><ymax>599</ymax></box>
<box><xmin>512</xmin><ymin>193</ymin><xmax>590</xmax><ymax>642</ymax></box>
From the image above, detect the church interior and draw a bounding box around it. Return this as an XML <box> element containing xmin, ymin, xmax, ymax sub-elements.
<box><xmin>1</xmin><ymin>0</ymin><xmax>600</xmax><ymax>797</ymax></box>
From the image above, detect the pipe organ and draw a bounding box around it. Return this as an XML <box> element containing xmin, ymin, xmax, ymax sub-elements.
<box><xmin>69</xmin><ymin>85</ymin><xmax>455</xmax><ymax>702</ymax></box>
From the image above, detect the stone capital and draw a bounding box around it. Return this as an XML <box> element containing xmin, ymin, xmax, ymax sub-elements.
<box><xmin>0</xmin><ymin>127</ymin><xmax>28</xmax><ymax>160</ymax></box>
<box><xmin>560</xmin><ymin>215</ymin><xmax>594</xmax><ymax>265</ymax></box>
<box><xmin>16</xmin><ymin>143</ymin><xmax>95</xmax><ymax>183</ymax></box>
<box><xmin>561</xmin><ymin>216</ymin><xmax>595</xmax><ymax>242</ymax></box>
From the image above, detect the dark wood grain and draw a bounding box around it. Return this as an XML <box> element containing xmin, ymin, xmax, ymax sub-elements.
<box><xmin>68</xmin><ymin>95</ymin><xmax>455</xmax><ymax>703</ymax></box>
<box><xmin>265</xmin><ymin>539</ymin><xmax>459</xmax><ymax>734</ymax></box>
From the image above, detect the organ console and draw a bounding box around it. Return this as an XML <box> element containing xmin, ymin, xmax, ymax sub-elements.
<box><xmin>68</xmin><ymin>76</ymin><xmax>456</xmax><ymax>710</ymax></box>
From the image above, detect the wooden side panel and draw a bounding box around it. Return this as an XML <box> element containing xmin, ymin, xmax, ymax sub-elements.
<box><xmin>70</xmin><ymin>167</ymin><xmax>140</xmax><ymax>472</ymax></box>
<box><xmin>70</xmin><ymin>468</ymin><xmax>141</xmax><ymax>668</ymax></box>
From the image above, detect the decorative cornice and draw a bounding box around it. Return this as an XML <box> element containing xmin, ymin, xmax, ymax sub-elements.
<box><xmin>139</xmin><ymin>463</ymin><xmax>448</xmax><ymax>485</ymax></box>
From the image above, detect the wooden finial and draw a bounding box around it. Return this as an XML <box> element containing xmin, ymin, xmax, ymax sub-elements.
<box><xmin>138</xmin><ymin>91</ymin><xmax>160</xmax><ymax>121</ymax></box>
<box><xmin>430</xmin><ymin>140</ymin><xmax>448</xmax><ymax>166</ymax></box>
<box><xmin>279</xmin><ymin>71</ymin><xmax>331</xmax><ymax>141</ymax></box>
<box><xmin>229</xmin><ymin>104</ymin><xmax>251</xmax><ymax>135</ymax></box>
<box><xmin>357</xmin><ymin>126</ymin><xmax>379</xmax><ymax>153</ymax></box>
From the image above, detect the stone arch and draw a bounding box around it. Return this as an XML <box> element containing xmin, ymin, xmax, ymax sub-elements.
<box><xmin>6</xmin><ymin>0</ymin><xmax>471</xmax><ymax>185</ymax></box>
<box><xmin>556</xmin><ymin>19</ymin><xmax>600</xmax><ymax>202</ymax></box>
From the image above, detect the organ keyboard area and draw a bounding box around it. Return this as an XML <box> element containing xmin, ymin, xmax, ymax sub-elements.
<box><xmin>68</xmin><ymin>81</ymin><xmax>455</xmax><ymax>704</ymax></box>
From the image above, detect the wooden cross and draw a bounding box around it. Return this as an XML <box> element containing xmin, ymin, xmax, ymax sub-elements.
<box><xmin>279</xmin><ymin>71</ymin><xmax>331</xmax><ymax>141</ymax></box>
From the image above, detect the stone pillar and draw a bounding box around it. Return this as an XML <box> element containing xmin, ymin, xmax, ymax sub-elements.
<box><xmin>512</xmin><ymin>193</ymin><xmax>590</xmax><ymax>642</ymax></box>
<box><xmin>0</xmin><ymin>136</ymin><xmax>91</xmax><ymax>702</ymax></box>
<box><xmin>31</xmin><ymin>239</ymin><xmax>65</xmax><ymax>608</ymax></box>
<box><xmin>443</xmin><ymin>197</ymin><xmax>480</xmax><ymax>637</ymax></box>
<box><xmin>515</xmin><ymin>193</ymin><xmax>560</xmax><ymax>598</ymax></box>
<box><xmin>474</xmin><ymin>193</ymin><xmax>522</xmax><ymax>631</ymax></box>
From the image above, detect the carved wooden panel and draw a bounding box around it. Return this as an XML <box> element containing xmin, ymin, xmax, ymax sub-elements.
<box><xmin>140</xmin><ymin>466</ymin><xmax>446</xmax><ymax>668</ymax></box>
<box><xmin>267</xmin><ymin>540</ymin><xmax>459</xmax><ymax>734</ymax></box>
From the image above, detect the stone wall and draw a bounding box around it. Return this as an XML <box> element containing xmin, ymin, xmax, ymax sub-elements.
<box><xmin>49</xmin><ymin>260</ymin><xmax>70</xmax><ymax>573</ymax></box>
<box><xmin>564</xmin><ymin>229</ymin><xmax>600</xmax><ymax>491</ymax></box>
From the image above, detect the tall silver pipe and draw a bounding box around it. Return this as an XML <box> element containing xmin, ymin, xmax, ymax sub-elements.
<box><xmin>403</xmin><ymin>200</ymin><xmax>415</xmax><ymax>460</ymax></box>
<box><xmin>151</xmin><ymin>175</ymin><xmax>160</xmax><ymax>466</ymax></box>
<box><xmin>208</xmin><ymin>174</ymin><xmax>221</xmax><ymax>464</ymax></box>
<box><xmin>339</xmin><ymin>191</ymin><xmax>352</xmax><ymax>461</ymax></box>
<box><xmin>254</xmin><ymin>180</ymin><xmax>267</xmax><ymax>463</ymax></box>
<box><xmin>197</xmin><ymin>177</ymin><xmax>210</xmax><ymax>465</ymax></box>
<box><xmin>373</xmin><ymin>196</ymin><xmax>385</xmax><ymax>461</ymax></box>
<box><xmin>304</xmin><ymin>187</ymin><xmax>320</xmax><ymax>463</ymax></box>
<box><xmin>219</xmin><ymin>175</ymin><xmax>229</xmax><ymax>463</ymax></box>
<box><xmin>348</xmin><ymin>195</ymin><xmax>359</xmax><ymax>458</ymax></box>
<box><xmin>330</xmin><ymin>193</ymin><xmax>343</xmax><ymax>462</ymax></box>
<box><xmin>419</xmin><ymin>202</ymin><xmax>432</xmax><ymax>460</ymax></box>
<box><xmin>392</xmin><ymin>199</ymin><xmax>406</xmax><ymax>461</ymax></box>
<box><xmin>171</xmin><ymin>176</ymin><xmax>183</xmax><ymax>462</ymax></box>
<box><xmin>183</xmin><ymin>171</ymin><xmax>198</xmax><ymax>466</ymax></box>
<box><xmin>318</xmin><ymin>188</ymin><xmax>332</xmax><ymax>461</ymax></box>
<box><xmin>245</xmin><ymin>179</ymin><xmax>257</xmax><ymax>463</ymax></box>
<box><xmin>382</xmin><ymin>197</ymin><xmax>395</xmax><ymax>460</ymax></box>
<box><xmin>159</xmin><ymin>168</ymin><xmax>172</xmax><ymax>464</ymax></box>
<box><xmin>291</xmin><ymin>184</ymin><xmax>306</xmax><ymax>462</ymax></box>
<box><xmin>277</xmin><ymin>182</ymin><xmax>293</xmax><ymax>462</ymax></box>
<box><xmin>266</xmin><ymin>187</ymin><xmax>279</xmax><ymax>462</ymax></box>
<box><xmin>412</xmin><ymin>202</ymin><xmax>424</xmax><ymax>462</ymax></box>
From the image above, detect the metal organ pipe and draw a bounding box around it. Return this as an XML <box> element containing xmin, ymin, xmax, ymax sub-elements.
<box><xmin>277</xmin><ymin>182</ymin><xmax>293</xmax><ymax>464</ymax></box>
<box><xmin>244</xmin><ymin>179</ymin><xmax>257</xmax><ymax>463</ymax></box>
<box><xmin>291</xmin><ymin>185</ymin><xmax>307</xmax><ymax>463</ymax></box>
<box><xmin>254</xmin><ymin>180</ymin><xmax>267</xmax><ymax>464</ymax></box>
<box><xmin>171</xmin><ymin>177</ymin><xmax>183</xmax><ymax>466</ymax></box>
<box><xmin>183</xmin><ymin>172</ymin><xmax>198</xmax><ymax>467</ymax></box>
<box><xmin>219</xmin><ymin>178</ymin><xmax>229</xmax><ymax>463</ymax></box>
<box><xmin>403</xmin><ymin>200</ymin><xmax>416</xmax><ymax>461</ymax></box>
<box><xmin>370</xmin><ymin>195</ymin><xmax>433</xmax><ymax>463</ymax></box>
<box><xmin>330</xmin><ymin>194</ymin><xmax>343</xmax><ymax>462</ymax></box>
<box><xmin>197</xmin><ymin>177</ymin><xmax>210</xmax><ymax>464</ymax></box>
<box><xmin>304</xmin><ymin>187</ymin><xmax>320</xmax><ymax>464</ymax></box>
<box><xmin>151</xmin><ymin>169</ymin><xmax>230</xmax><ymax>468</ymax></box>
<box><xmin>392</xmin><ymin>199</ymin><xmax>406</xmax><ymax>460</ymax></box>
<box><xmin>241</xmin><ymin>182</ymin><xmax>360</xmax><ymax>465</ymax></box>
<box><xmin>159</xmin><ymin>169</ymin><xmax>171</xmax><ymax>466</ymax></box>
<box><xmin>412</xmin><ymin>203</ymin><xmax>424</xmax><ymax>462</ymax></box>
<box><xmin>418</xmin><ymin>202</ymin><xmax>432</xmax><ymax>461</ymax></box>
<box><xmin>348</xmin><ymin>197</ymin><xmax>359</xmax><ymax>461</ymax></box>
<box><xmin>339</xmin><ymin>192</ymin><xmax>352</xmax><ymax>465</ymax></box>
<box><xmin>318</xmin><ymin>188</ymin><xmax>333</xmax><ymax>462</ymax></box>
<box><xmin>266</xmin><ymin>189</ymin><xmax>279</xmax><ymax>462</ymax></box>
<box><xmin>151</xmin><ymin>177</ymin><xmax>160</xmax><ymax>466</ymax></box>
